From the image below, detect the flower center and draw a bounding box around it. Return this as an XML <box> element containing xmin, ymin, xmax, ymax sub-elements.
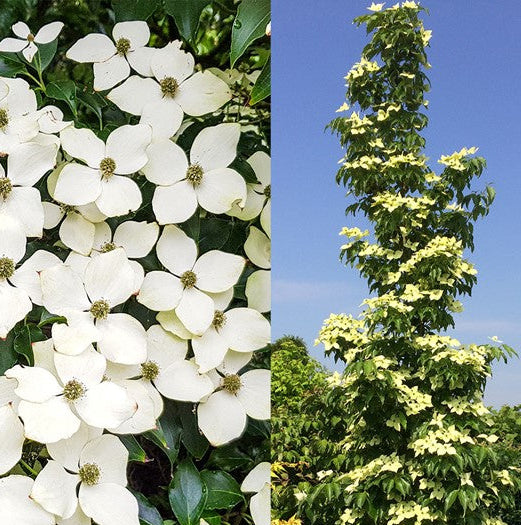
<box><xmin>141</xmin><ymin>360</ymin><xmax>160</xmax><ymax>381</ymax></box>
<box><xmin>212</xmin><ymin>310</ymin><xmax>227</xmax><ymax>329</ymax></box>
<box><xmin>0</xmin><ymin>177</ymin><xmax>12</xmax><ymax>199</ymax></box>
<box><xmin>160</xmin><ymin>76</ymin><xmax>179</xmax><ymax>98</ymax></box>
<box><xmin>90</xmin><ymin>299</ymin><xmax>110</xmax><ymax>320</ymax></box>
<box><xmin>59</xmin><ymin>203</ymin><xmax>76</xmax><ymax>214</ymax></box>
<box><xmin>263</xmin><ymin>184</ymin><xmax>271</xmax><ymax>198</ymax></box>
<box><xmin>0</xmin><ymin>108</ymin><xmax>8</xmax><ymax>129</ymax></box>
<box><xmin>0</xmin><ymin>257</ymin><xmax>14</xmax><ymax>280</ymax></box>
<box><xmin>222</xmin><ymin>374</ymin><xmax>242</xmax><ymax>395</ymax></box>
<box><xmin>116</xmin><ymin>37</ymin><xmax>131</xmax><ymax>56</ymax></box>
<box><xmin>99</xmin><ymin>157</ymin><xmax>116</xmax><ymax>179</ymax></box>
<box><xmin>63</xmin><ymin>379</ymin><xmax>86</xmax><ymax>402</ymax></box>
<box><xmin>100</xmin><ymin>242</ymin><xmax>117</xmax><ymax>253</ymax></box>
<box><xmin>180</xmin><ymin>270</ymin><xmax>197</xmax><ymax>289</ymax></box>
<box><xmin>27</xmin><ymin>33</ymin><xmax>35</xmax><ymax>43</ymax></box>
<box><xmin>79</xmin><ymin>463</ymin><xmax>101</xmax><ymax>486</ymax></box>
<box><xmin>186</xmin><ymin>164</ymin><xmax>204</xmax><ymax>187</ymax></box>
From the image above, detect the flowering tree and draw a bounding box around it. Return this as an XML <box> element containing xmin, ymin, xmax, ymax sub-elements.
<box><xmin>0</xmin><ymin>1</ymin><xmax>270</xmax><ymax>524</ymax></box>
<box><xmin>313</xmin><ymin>2</ymin><xmax>521</xmax><ymax>524</ymax></box>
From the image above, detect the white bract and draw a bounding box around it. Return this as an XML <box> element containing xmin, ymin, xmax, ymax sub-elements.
<box><xmin>245</xmin><ymin>225</ymin><xmax>271</xmax><ymax>269</ymax></box>
<box><xmin>137</xmin><ymin>225</ymin><xmax>245</xmax><ymax>335</ymax></box>
<box><xmin>66</xmin><ymin>21</ymin><xmax>154</xmax><ymax>91</ymax></box>
<box><xmin>151</xmin><ymin>123</ymin><xmax>247</xmax><ymax>224</ymax></box>
<box><xmin>40</xmin><ymin>248</ymin><xmax>147</xmax><ymax>363</ymax></box>
<box><xmin>54</xmin><ymin>124</ymin><xmax>151</xmax><ymax>217</ymax></box>
<box><xmin>245</xmin><ymin>270</ymin><xmax>271</xmax><ymax>313</ymax></box>
<box><xmin>198</xmin><ymin>354</ymin><xmax>270</xmax><ymax>446</ymax></box>
<box><xmin>108</xmin><ymin>40</ymin><xmax>231</xmax><ymax>120</ymax></box>
<box><xmin>0</xmin><ymin>21</ymin><xmax>63</xmax><ymax>62</ymax></box>
<box><xmin>6</xmin><ymin>345</ymin><xmax>136</xmax><ymax>443</ymax></box>
<box><xmin>241</xmin><ymin>462</ymin><xmax>271</xmax><ymax>525</ymax></box>
<box><xmin>32</xmin><ymin>432</ymin><xmax>139</xmax><ymax>525</ymax></box>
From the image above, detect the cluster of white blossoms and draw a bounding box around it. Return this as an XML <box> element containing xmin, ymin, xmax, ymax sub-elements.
<box><xmin>0</xmin><ymin>19</ymin><xmax>270</xmax><ymax>525</ymax></box>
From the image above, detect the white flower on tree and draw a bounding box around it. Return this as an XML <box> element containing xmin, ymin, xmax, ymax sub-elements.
<box><xmin>31</xmin><ymin>431</ymin><xmax>139</xmax><ymax>525</ymax></box>
<box><xmin>54</xmin><ymin>124</ymin><xmax>151</xmax><ymax>217</ymax></box>
<box><xmin>108</xmin><ymin>40</ymin><xmax>231</xmax><ymax>119</ymax></box>
<box><xmin>198</xmin><ymin>353</ymin><xmax>270</xmax><ymax>446</ymax></box>
<box><xmin>245</xmin><ymin>225</ymin><xmax>271</xmax><ymax>269</ymax></box>
<box><xmin>241</xmin><ymin>462</ymin><xmax>271</xmax><ymax>525</ymax></box>
<box><xmin>245</xmin><ymin>270</ymin><xmax>270</xmax><ymax>314</ymax></box>
<box><xmin>137</xmin><ymin>225</ymin><xmax>245</xmax><ymax>335</ymax></box>
<box><xmin>6</xmin><ymin>345</ymin><xmax>136</xmax><ymax>443</ymax></box>
<box><xmin>0</xmin><ymin>475</ymin><xmax>54</xmax><ymax>525</ymax></box>
<box><xmin>66</xmin><ymin>21</ymin><xmax>155</xmax><ymax>91</ymax></box>
<box><xmin>40</xmin><ymin>248</ymin><xmax>147</xmax><ymax>363</ymax></box>
<box><xmin>151</xmin><ymin>123</ymin><xmax>246</xmax><ymax>224</ymax></box>
<box><xmin>0</xmin><ymin>141</ymin><xmax>58</xmax><ymax>237</ymax></box>
<box><xmin>0</xmin><ymin>21</ymin><xmax>63</xmax><ymax>62</ymax></box>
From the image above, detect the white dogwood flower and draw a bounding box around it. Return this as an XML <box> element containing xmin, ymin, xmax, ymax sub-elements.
<box><xmin>108</xmin><ymin>40</ymin><xmax>231</xmax><ymax>118</ymax></box>
<box><xmin>0</xmin><ymin>141</ymin><xmax>58</xmax><ymax>237</ymax></box>
<box><xmin>54</xmin><ymin>124</ymin><xmax>151</xmax><ymax>217</ymax></box>
<box><xmin>0</xmin><ymin>475</ymin><xmax>54</xmax><ymax>525</ymax></box>
<box><xmin>67</xmin><ymin>21</ymin><xmax>155</xmax><ymax>91</ymax></box>
<box><xmin>37</xmin><ymin>105</ymin><xmax>72</xmax><ymax>134</ymax></box>
<box><xmin>0</xmin><ymin>21</ymin><xmax>63</xmax><ymax>62</ymax></box>
<box><xmin>241</xmin><ymin>462</ymin><xmax>271</xmax><ymax>525</ymax></box>
<box><xmin>137</xmin><ymin>225</ymin><xmax>245</xmax><ymax>335</ymax></box>
<box><xmin>6</xmin><ymin>346</ymin><xmax>136</xmax><ymax>443</ymax></box>
<box><xmin>0</xmin><ymin>385</ymin><xmax>24</xmax><ymax>475</ymax></box>
<box><xmin>245</xmin><ymin>270</ymin><xmax>270</xmax><ymax>313</ymax></box>
<box><xmin>228</xmin><ymin>151</ymin><xmax>271</xmax><ymax>221</ymax></box>
<box><xmin>198</xmin><ymin>354</ymin><xmax>270</xmax><ymax>446</ymax></box>
<box><xmin>151</xmin><ymin>123</ymin><xmax>246</xmax><ymax>224</ymax></box>
<box><xmin>32</xmin><ymin>432</ymin><xmax>139</xmax><ymax>525</ymax></box>
<box><xmin>245</xmin><ymin>225</ymin><xmax>271</xmax><ymax>269</ymax></box>
<box><xmin>40</xmin><ymin>248</ymin><xmax>147</xmax><ymax>363</ymax></box>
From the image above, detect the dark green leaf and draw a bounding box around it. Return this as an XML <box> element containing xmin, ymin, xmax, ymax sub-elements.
<box><xmin>0</xmin><ymin>53</ymin><xmax>25</xmax><ymax>77</ymax></box>
<box><xmin>112</xmin><ymin>0</ymin><xmax>160</xmax><ymax>22</ymax></box>
<box><xmin>230</xmin><ymin>0</ymin><xmax>270</xmax><ymax>66</ymax></box>
<box><xmin>0</xmin><ymin>330</ymin><xmax>18</xmax><ymax>375</ymax></box>
<box><xmin>13</xmin><ymin>325</ymin><xmax>45</xmax><ymax>366</ymax></box>
<box><xmin>118</xmin><ymin>435</ymin><xmax>147</xmax><ymax>463</ymax></box>
<box><xmin>169</xmin><ymin>459</ymin><xmax>207</xmax><ymax>525</ymax></box>
<box><xmin>164</xmin><ymin>0</ymin><xmax>210</xmax><ymax>44</ymax></box>
<box><xmin>250</xmin><ymin>57</ymin><xmax>270</xmax><ymax>105</ymax></box>
<box><xmin>46</xmin><ymin>80</ymin><xmax>77</xmax><ymax>115</ymax></box>
<box><xmin>207</xmin><ymin>444</ymin><xmax>251</xmax><ymax>471</ymax></box>
<box><xmin>201</xmin><ymin>470</ymin><xmax>244</xmax><ymax>510</ymax></box>
<box><xmin>199</xmin><ymin>218</ymin><xmax>233</xmax><ymax>252</ymax></box>
<box><xmin>37</xmin><ymin>40</ymin><xmax>58</xmax><ymax>72</ymax></box>
<box><xmin>144</xmin><ymin>405</ymin><xmax>183</xmax><ymax>467</ymax></box>
<box><xmin>178</xmin><ymin>402</ymin><xmax>209</xmax><ymax>459</ymax></box>
<box><xmin>130</xmin><ymin>490</ymin><xmax>164</xmax><ymax>525</ymax></box>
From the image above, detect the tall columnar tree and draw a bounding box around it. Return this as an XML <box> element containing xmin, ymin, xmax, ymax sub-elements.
<box><xmin>317</xmin><ymin>2</ymin><xmax>520</xmax><ymax>524</ymax></box>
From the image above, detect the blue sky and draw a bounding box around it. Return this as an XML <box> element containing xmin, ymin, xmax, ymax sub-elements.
<box><xmin>272</xmin><ymin>0</ymin><xmax>521</xmax><ymax>406</ymax></box>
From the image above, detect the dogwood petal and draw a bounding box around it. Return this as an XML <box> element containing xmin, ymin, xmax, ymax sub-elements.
<box><xmin>260</xmin><ymin>199</ymin><xmax>270</xmax><ymax>238</ymax></box>
<box><xmin>176</xmin><ymin>71</ymin><xmax>231</xmax><ymax>116</ymax></box>
<box><xmin>92</xmin><ymin>221</ymin><xmax>112</xmax><ymax>250</ymax></box>
<box><xmin>127</xmin><ymin>46</ymin><xmax>155</xmax><ymax>76</ymax></box>
<box><xmin>96</xmin><ymin>175</ymin><xmax>142</xmax><ymax>217</ymax></box>
<box><xmin>248</xmin><ymin>151</ymin><xmax>270</xmax><ymax>187</ymax></box>
<box><xmin>151</xmin><ymin>41</ymin><xmax>194</xmax><ymax>83</ymax></box>
<box><xmin>190</xmin><ymin>123</ymin><xmax>240</xmax><ymax>172</ymax></box>
<box><xmin>60</xmin><ymin>127</ymin><xmax>105</xmax><ymax>168</ymax></box>
<box><xmin>54</xmin><ymin>346</ymin><xmax>106</xmax><ymax>389</ymax></box>
<box><xmin>41</xmin><ymin>264</ymin><xmax>90</xmax><ymax>315</ymax></box>
<box><xmin>147</xmin><ymin>324</ymin><xmax>187</xmax><ymax>368</ymax></box>
<box><xmin>19</xmin><ymin>397</ymin><xmax>81</xmax><ymax>443</ymax></box>
<box><xmin>0</xmin><ymin>475</ymin><xmax>55</xmax><ymax>525</ymax></box>
<box><xmin>208</xmin><ymin>288</ymin><xmax>234</xmax><ymax>311</ymax></box>
<box><xmin>93</xmin><ymin>54</ymin><xmax>130</xmax><ymax>91</ymax></box>
<box><xmin>75</xmin><ymin>381</ymin><xmax>136</xmax><ymax>429</ymax></box>
<box><xmin>142</xmin><ymin>139</ymin><xmax>187</xmax><ymax>184</ymax></box>
<box><xmin>8</xmin><ymin>141</ymin><xmax>57</xmax><ymax>186</ymax></box>
<box><xmin>52</xmin><ymin>312</ymin><xmax>99</xmax><ymax>356</ymax></box>
<box><xmin>79</xmin><ymin>483</ymin><xmax>139</xmax><ymax>525</ymax></box>
<box><xmin>155</xmin><ymin>360</ymin><xmax>214</xmax><ymax>401</ymax></box>
<box><xmin>31</xmin><ymin>461</ymin><xmax>79</xmax><ymax>519</ymax></box>
<box><xmin>106</xmin><ymin>123</ymin><xmax>151</xmax><ymax>174</ymax></box>
<box><xmin>227</xmin><ymin>184</ymin><xmax>265</xmax><ymax>220</ymax></box>
<box><xmin>22</xmin><ymin>42</ymin><xmax>38</xmax><ymax>62</ymax></box>
<box><xmin>0</xmin><ymin>213</ymin><xmax>26</xmax><ymax>261</ymax></box>
<box><xmin>0</xmin><ymin>38</ymin><xmax>27</xmax><ymax>52</ymax></box>
<box><xmin>176</xmin><ymin>287</ymin><xmax>214</xmax><ymax>335</ymax></box>
<box><xmin>250</xmin><ymin>484</ymin><xmax>270</xmax><ymax>525</ymax></box>
<box><xmin>244</xmin><ymin>226</ymin><xmax>270</xmax><ymax>269</ymax></box>
<box><xmin>66</xmin><ymin>33</ymin><xmax>115</xmax><ymax>63</ymax></box>
<box><xmin>0</xmin><ymin>281</ymin><xmax>30</xmax><ymax>337</ymax></box>
<box><xmin>113</xmin><ymin>220</ymin><xmax>159</xmax><ymax>258</ymax></box>
<box><xmin>2</xmin><ymin>187</ymin><xmax>44</xmax><ymax>237</ymax></box>
<box><xmin>219</xmin><ymin>308</ymin><xmax>270</xmax><ymax>352</ymax></box>
<box><xmin>34</xmin><ymin>21</ymin><xmax>64</xmax><ymax>43</ymax></box>
<box><xmin>156</xmin><ymin>309</ymin><xmax>192</xmax><ymax>339</ymax></box>
<box><xmin>107</xmin><ymin>76</ymin><xmax>162</xmax><ymax>115</ymax></box>
<box><xmin>12</xmin><ymin>22</ymin><xmax>30</xmax><ymax>38</ymax></box>
<box><xmin>156</xmin><ymin>224</ymin><xmax>197</xmax><ymax>274</ymax></box>
<box><xmin>43</xmin><ymin>201</ymin><xmax>64</xmax><ymax>229</ymax></box>
<box><xmin>141</xmin><ymin>101</ymin><xmax>183</xmax><ymax>140</ymax></box>
<box><xmin>54</xmin><ymin>164</ymin><xmax>102</xmax><ymax>206</ymax></box>
<box><xmin>152</xmin><ymin>180</ymin><xmax>198</xmax><ymax>224</ymax></box>
<box><xmin>241</xmin><ymin>462</ymin><xmax>270</xmax><ymax>493</ymax></box>
<box><xmin>137</xmin><ymin>271</ymin><xmax>183</xmax><ymax>311</ymax></box>
<box><xmin>113</xmin><ymin>21</ymin><xmax>149</xmax><ymax>49</ymax></box>
<box><xmin>6</xmin><ymin>364</ymin><xmax>62</xmax><ymax>402</ymax></box>
<box><xmin>56</xmin><ymin>506</ymin><xmax>91</xmax><ymax>525</ymax></box>
<box><xmin>245</xmin><ymin>270</ymin><xmax>270</xmax><ymax>313</ymax></box>
<box><xmin>59</xmin><ymin>213</ymin><xmax>95</xmax><ymax>255</ymax></box>
<box><xmin>77</xmin><ymin>202</ymin><xmax>106</xmax><ymax>223</ymax></box>
<box><xmin>196</xmin><ymin>168</ymin><xmax>246</xmax><ymax>214</ymax></box>
<box><xmin>237</xmin><ymin>369</ymin><xmax>270</xmax><ymax>420</ymax></box>
<box><xmin>193</xmin><ymin>250</ymin><xmax>245</xmax><ymax>293</ymax></box>
<box><xmin>218</xmin><ymin>350</ymin><xmax>253</xmax><ymax>376</ymax></box>
<box><xmin>84</xmin><ymin>248</ymin><xmax>134</xmax><ymax>306</ymax></box>
<box><xmin>198</xmin><ymin>391</ymin><xmax>247</xmax><ymax>446</ymax></box>
<box><xmin>0</xmin><ymin>404</ymin><xmax>24</xmax><ymax>475</ymax></box>
<box><xmin>80</xmin><ymin>434</ymin><xmax>128</xmax><ymax>485</ymax></box>
<box><xmin>192</xmin><ymin>327</ymin><xmax>228</xmax><ymax>373</ymax></box>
